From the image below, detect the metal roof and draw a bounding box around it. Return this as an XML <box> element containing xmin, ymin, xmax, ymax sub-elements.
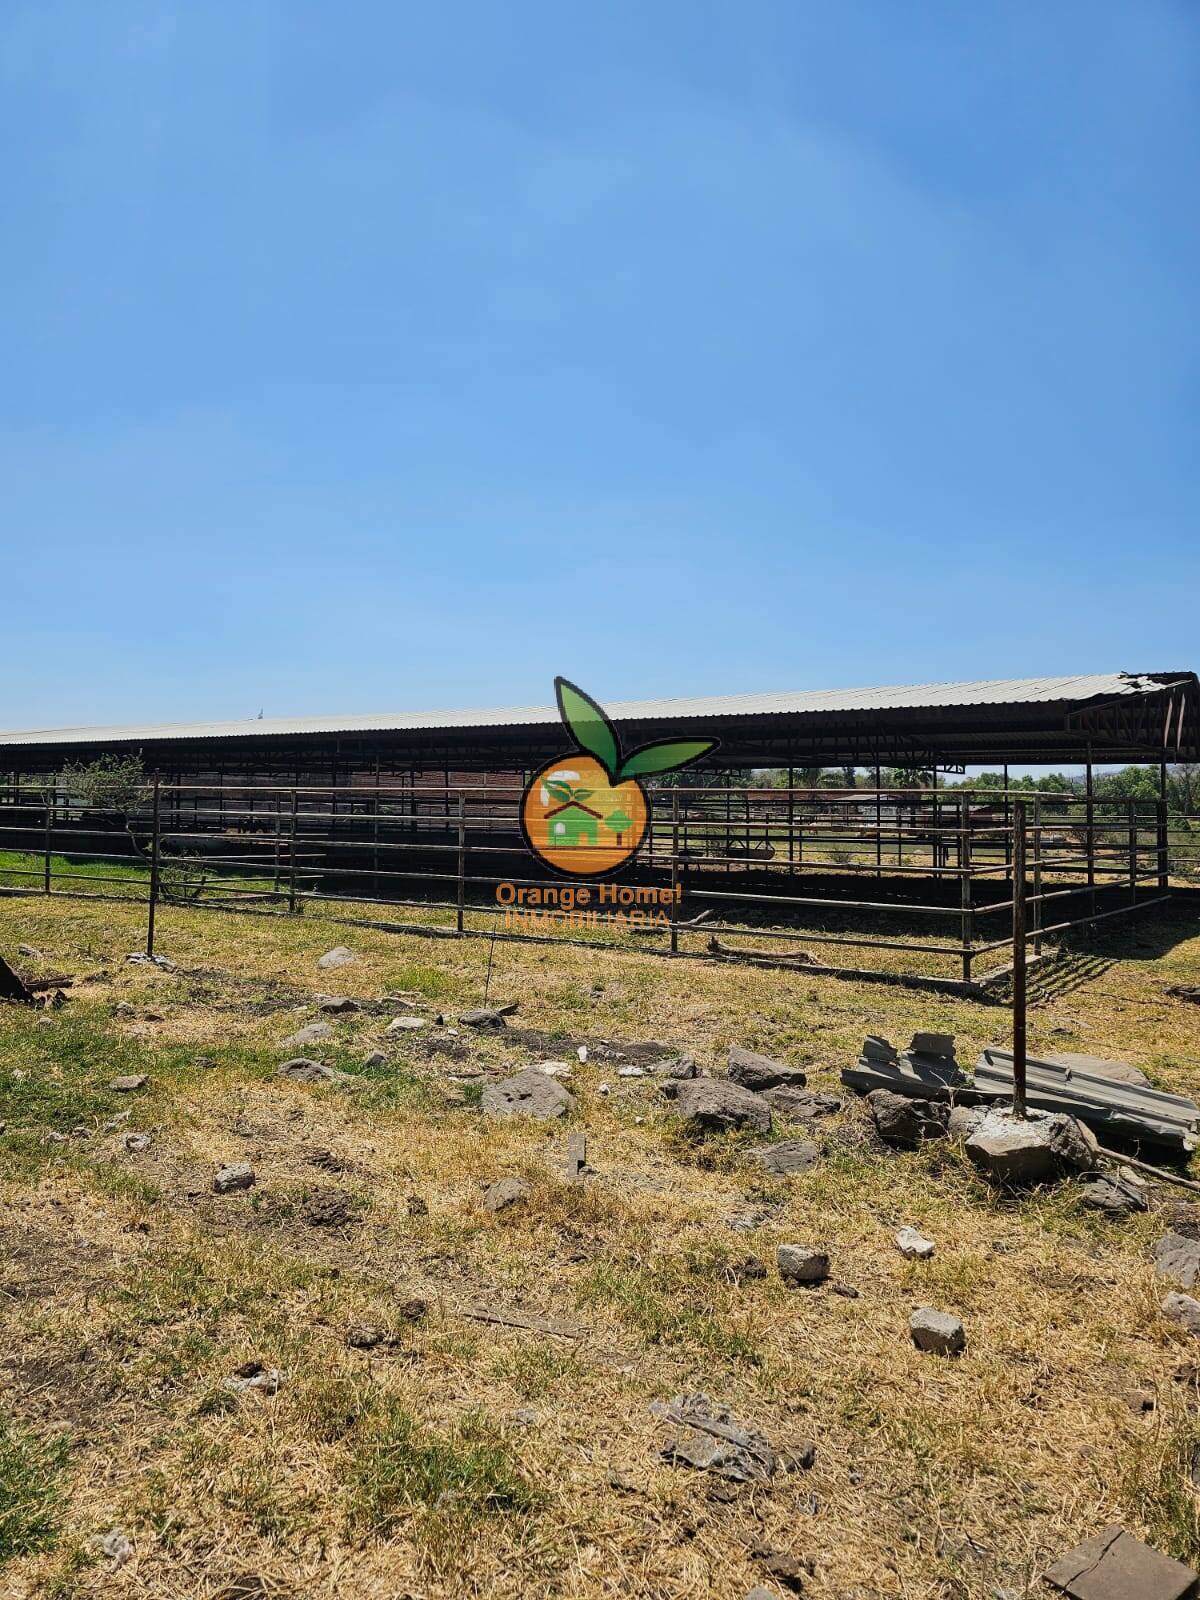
<box><xmin>0</xmin><ymin>672</ymin><xmax>1180</xmax><ymax>748</ymax></box>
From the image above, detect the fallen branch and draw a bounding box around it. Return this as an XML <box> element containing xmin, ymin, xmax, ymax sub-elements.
<box><xmin>707</xmin><ymin>936</ymin><xmax>819</xmax><ymax>965</ymax></box>
<box><xmin>1096</xmin><ymin>1145</ymin><xmax>1200</xmax><ymax>1195</ymax></box>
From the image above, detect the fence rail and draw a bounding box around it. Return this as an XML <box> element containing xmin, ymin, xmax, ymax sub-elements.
<box><xmin>0</xmin><ymin>779</ymin><xmax>1193</xmax><ymax>995</ymax></box>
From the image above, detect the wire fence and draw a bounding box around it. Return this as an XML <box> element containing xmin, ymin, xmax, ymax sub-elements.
<box><xmin>0</xmin><ymin>778</ymin><xmax>1194</xmax><ymax>995</ymax></box>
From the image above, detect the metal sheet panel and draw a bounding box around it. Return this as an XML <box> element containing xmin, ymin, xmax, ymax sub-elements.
<box><xmin>0</xmin><ymin>671</ymin><xmax>1182</xmax><ymax>748</ymax></box>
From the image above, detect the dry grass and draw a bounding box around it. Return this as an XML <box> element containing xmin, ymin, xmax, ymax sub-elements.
<box><xmin>1</xmin><ymin>891</ymin><xmax>1199</xmax><ymax>1598</ymax></box>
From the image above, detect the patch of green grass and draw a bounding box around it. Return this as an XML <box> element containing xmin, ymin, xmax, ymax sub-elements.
<box><xmin>345</xmin><ymin>1399</ymin><xmax>538</xmax><ymax>1540</ymax></box>
<box><xmin>575</xmin><ymin>1262</ymin><xmax>759</xmax><ymax>1363</ymax></box>
<box><xmin>0</xmin><ymin>1415</ymin><xmax>70</xmax><ymax>1565</ymax></box>
<box><xmin>1119</xmin><ymin>1410</ymin><xmax>1200</xmax><ymax>1563</ymax></box>
<box><xmin>386</xmin><ymin>963</ymin><xmax>455</xmax><ymax>999</ymax></box>
<box><xmin>490</xmin><ymin>1343</ymin><xmax>583</xmax><ymax>1398</ymax></box>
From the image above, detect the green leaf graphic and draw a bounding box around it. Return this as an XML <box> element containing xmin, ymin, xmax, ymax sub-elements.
<box><xmin>545</xmin><ymin>779</ymin><xmax>573</xmax><ymax>802</ymax></box>
<box><xmin>618</xmin><ymin>739</ymin><xmax>716</xmax><ymax>780</ymax></box>
<box><xmin>555</xmin><ymin>678</ymin><xmax>620</xmax><ymax>780</ymax></box>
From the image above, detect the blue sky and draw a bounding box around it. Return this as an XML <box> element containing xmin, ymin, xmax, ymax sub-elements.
<box><xmin>2</xmin><ymin>1</ymin><xmax>1197</xmax><ymax>737</ymax></box>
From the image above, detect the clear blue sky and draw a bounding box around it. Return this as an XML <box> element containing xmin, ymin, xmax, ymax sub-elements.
<box><xmin>2</xmin><ymin>1</ymin><xmax>1197</xmax><ymax>735</ymax></box>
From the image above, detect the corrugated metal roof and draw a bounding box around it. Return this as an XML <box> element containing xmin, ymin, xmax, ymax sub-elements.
<box><xmin>0</xmin><ymin>672</ymin><xmax>1178</xmax><ymax>748</ymax></box>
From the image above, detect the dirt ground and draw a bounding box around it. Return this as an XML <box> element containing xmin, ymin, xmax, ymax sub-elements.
<box><xmin>1</xmin><ymin>891</ymin><xmax>1199</xmax><ymax>1599</ymax></box>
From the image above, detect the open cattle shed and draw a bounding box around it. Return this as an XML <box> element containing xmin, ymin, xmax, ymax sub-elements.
<box><xmin>0</xmin><ymin>671</ymin><xmax>1196</xmax><ymax>784</ymax></box>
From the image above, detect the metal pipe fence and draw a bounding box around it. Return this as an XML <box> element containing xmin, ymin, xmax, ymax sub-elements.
<box><xmin>0</xmin><ymin>778</ymin><xmax>1192</xmax><ymax>995</ymax></box>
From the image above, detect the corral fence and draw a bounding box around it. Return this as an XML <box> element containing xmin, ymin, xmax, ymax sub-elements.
<box><xmin>0</xmin><ymin>777</ymin><xmax>1195</xmax><ymax>997</ymax></box>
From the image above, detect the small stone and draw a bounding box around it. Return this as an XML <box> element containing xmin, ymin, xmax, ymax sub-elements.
<box><xmin>649</xmin><ymin>1054</ymin><xmax>700</xmax><ymax>1082</ymax></box>
<box><xmin>387</xmin><ymin>1016</ymin><xmax>426</xmax><ymax>1032</ymax></box>
<box><xmin>109</xmin><ymin>1074</ymin><xmax>147</xmax><ymax>1093</ymax></box>
<box><xmin>276</xmin><ymin>1057</ymin><xmax>348</xmax><ymax>1084</ymax></box>
<box><xmin>318</xmin><ymin>996</ymin><xmax>360</xmax><ymax>1013</ymax></box>
<box><xmin>482</xmin><ymin>1069</ymin><xmax>576</xmax><ymax>1121</ymax></box>
<box><xmin>346</xmin><ymin>1324</ymin><xmax>387</xmax><ymax>1349</ymax></box>
<box><xmin>1154</xmin><ymin>1234</ymin><xmax>1200</xmax><ymax>1288</ymax></box>
<box><xmin>317</xmin><ymin>946</ymin><xmax>356</xmax><ymax>969</ymax></box>
<box><xmin>895</xmin><ymin>1227</ymin><xmax>935</xmax><ymax>1260</ymax></box>
<box><xmin>362</xmin><ymin>1051</ymin><xmax>387</xmax><ymax>1069</ymax></box>
<box><xmin>867</xmin><ymin>1088</ymin><xmax>947</xmax><ymax>1147</ymax></box>
<box><xmin>777</xmin><ymin>1244</ymin><xmax>829</xmax><ymax>1286</ymax></box>
<box><xmin>747</xmin><ymin>1138</ymin><xmax>820</xmax><ymax>1176</ymax></box>
<box><xmin>617</xmin><ymin>1065</ymin><xmax>646</xmax><ymax>1077</ymax></box>
<box><xmin>512</xmin><ymin>1407</ymin><xmax>537</xmax><ymax>1426</ymax></box>
<box><xmin>398</xmin><ymin>1297</ymin><xmax>428</xmax><ymax>1321</ymax></box>
<box><xmin>763</xmin><ymin>1087</ymin><xmax>840</xmax><ymax>1120</ymax></box>
<box><xmin>283</xmin><ymin>1021</ymin><xmax>334</xmax><ymax>1046</ymax></box>
<box><xmin>482</xmin><ymin>1177</ymin><xmax>531</xmax><ymax>1212</ymax></box>
<box><xmin>224</xmin><ymin>1362</ymin><xmax>283</xmax><ymax>1394</ymax></box>
<box><xmin>406</xmin><ymin>1193</ymin><xmax>428</xmax><ymax>1216</ymax></box>
<box><xmin>124</xmin><ymin>1133</ymin><xmax>152</xmax><ymax>1153</ymax></box>
<box><xmin>655</xmin><ymin>1392</ymin><xmax>776</xmax><ymax>1482</ymax></box>
<box><xmin>460</xmin><ymin>1007</ymin><xmax>506</xmax><ymax>1029</ymax></box>
<box><xmin>17</xmin><ymin>943</ymin><xmax>40</xmax><ymax>958</ymax></box>
<box><xmin>597</xmin><ymin>1082</ymin><xmax>610</xmax><ymax>1095</ymax></box>
<box><xmin>671</xmin><ymin>1078</ymin><xmax>772</xmax><ymax>1136</ymax></box>
<box><xmin>745</xmin><ymin>1590</ymin><xmax>785</xmax><ymax>1600</ymax></box>
<box><xmin>87</xmin><ymin>1529</ymin><xmax>133</xmax><ymax>1567</ymax></box>
<box><xmin>909</xmin><ymin>1307</ymin><xmax>965</xmax><ymax>1355</ymax></box>
<box><xmin>103</xmin><ymin>1111</ymin><xmax>131</xmax><ymax>1132</ymax></box>
<box><xmin>1079</xmin><ymin>1176</ymin><xmax>1148</xmax><ymax>1216</ymax></box>
<box><xmin>727</xmin><ymin>1043</ymin><xmax>807</xmax><ymax>1093</ymax></box>
<box><xmin>1044</xmin><ymin>1523</ymin><xmax>1197</xmax><ymax>1600</ymax></box>
<box><xmin>213</xmin><ymin>1162</ymin><xmax>256</xmax><ymax>1194</ymax></box>
<box><xmin>577</xmin><ymin>1045</ymin><xmax>588</xmax><ymax>1062</ymax></box>
<box><xmin>534</xmin><ymin>1060</ymin><xmax>574</xmax><ymax>1078</ymax></box>
<box><xmin>1162</xmin><ymin>1293</ymin><xmax>1200</xmax><ymax>1336</ymax></box>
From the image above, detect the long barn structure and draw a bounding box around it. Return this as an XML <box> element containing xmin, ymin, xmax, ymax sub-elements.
<box><xmin>0</xmin><ymin>671</ymin><xmax>1195</xmax><ymax>993</ymax></box>
<box><xmin>1</xmin><ymin>671</ymin><xmax>1196</xmax><ymax>785</ymax></box>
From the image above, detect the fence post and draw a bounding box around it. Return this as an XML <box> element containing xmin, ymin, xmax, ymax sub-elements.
<box><xmin>146</xmin><ymin>776</ymin><xmax>161</xmax><ymax>958</ymax></box>
<box><xmin>1031</xmin><ymin>795</ymin><xmax>1043</xmax><ymax>959</ymax></box>
<box><xmin>1011</xmin><ymin>798</ymin><xmax>1027</xmax><ymax>1119</ymax></box>
<box><xmin>43</xmin><ymin>785</ymin><xmax>53</xmax><ymax>897</ymax></box>
<box><xmin>287</xmin><ymin>789</ymin><xmax>299</xmax><ymax>914</ymax></box>
<box><xmin>456</xmin><ymin>795</ymin><xmax>466</xmax><ymax>935</ymax></box>
<box><xmin>1128</xmin><ymin>800</ymin><xmax>1137</xmax><ymax>905</ymax></box>
<box><xmin>670</xmin><ymin>790</ymin><xmax>680</xmax><ymax>955</ymax></box>
<box><xmin>959</xmin><ymin>794</ymin><xmax>973</xmax><ymax>986</ymax></box>
<box><xmin>1158</xmin><ymin>793</ymin><xmax>1170</xmax><ymax>892</ymax></box>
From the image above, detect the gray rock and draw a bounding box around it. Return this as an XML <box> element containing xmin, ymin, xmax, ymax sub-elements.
<box><xmin>224</xmin><ymin>1361</ymin><xmax>283</xmax><ymax>1393</ymax></box>
<box><xmin>482</xmin><ymin>1177</ymin><xmax>531</xmax><ymax>1212</ymax></box>
<box><xmin>213</xmin><ymin>1162</ymin><xmax>256</xmax><ymax>1194</ymax></box>
<box><xmin>895</xmin><ymin>1226</ymin><xmax>935</xmax><ymax>1259</ymax></box>
<box><xmin>109</xmin><ymin>1074</ymin><xmax>147</xmax><ymax>1093</ymax></box>
<box><xmin>124</xmin><ymin>1132</ymin><xmax>152</xmax><ymax>1153</ymax></box>
<box><xmin>671</xmin><ymin>1078</ymin><xmax>772</xmax><ymax>1136</ymax></box>
<box><xmin>654</xmin><ymin>1392</ymin><xmax>776</xmax><ymax>1482</ymax></box>
<box><xmin>1154</xmin><ymin>1233</ymin><xmax>1200</xmax><ymax>1288</ymax></box>
<box><xmin>1163</xmin><ymin>1293</ymin><xmax>1200</xmax><ymax>1335</ymax></box>
<box><xmin>964</xmin><ymin>1107</ymin><xmax>1097</xmax><ymax>1186</ymax></box>
<box><xmin>460</xmin><ymin>1007</ymin><xmax>507</xmax><ymax>1029</ymax></box>
<box><xmin>87</xmin><ymin>1530</ymin><xmax>133</xmax><ymax>1567</ymax></box>
<box><xmin>1079</xmin><ymin>1176</ymin><xmax>1148</xmax><ymax>1216</ymax></box>
<box><xmin>386</xmin><ymin>1016</ymin><xmax>426</xmax><ymax>1032</ymax></box>
<box><xmin>17</xmin><ymin>943</ymin><xmax>40</xmax><ymax>958</ymax></box>
<box><xmin>1043</xmin><ymin>1523</ymin><xmax>1198</xmax><ymax>1600</ymax></box>
<box><xmin>649</xmin><ymin>1054</ymin><xmax>700</xmax><ymax>1080</ymax></box>
<box><xmin>867</xmin><ymin>1088</ymin><xmax>947</xmax><ymax>1147</ymax></box>
<box><xmin>763</xmin><ymin>1087</ymin><xmax>840</xmax><ymax>1120</ymax></box>
<box><xmin>103</xmin><ymin>1111</ymin><xmax>131</xmax><ymax>1132</ymax></box>
<box><xmin>745</xmin><ymin>1590</ymin><xmax>785</xmax><ymax>1600</ymax></box>
<box><xmin>777</xmin><ymin>1244</ymin><xmax>829</xmax><ymax>1285</ymax></box>
<box><xmin>947</xmin><ymin>1104</ymin><xmax>987</xmax><ymax>1141</ymax></box>
<box><xmin>284</xmin><ymin>1021</ymin><xmax>334</xmax><ymax>1047</ymax></box>
<box><xmin>317</xmin><ymin>946</ymin><xmax>356</xmax><ymax>969</ymax></box>
<box><xmin>909</xmin><ymin>1307</ymin><xmax>965</xmax><ymax>1355</ymax></box>
<box><xmin>317</xmin><ymin>996</ymin><xmax>360</xmax><ymax>1014</ymax></box>
<box><xmin>747</xmin><ymin>1138</ymin><xmax>820</xmax><ymax>1176</ymax></box>
<box><xmin>276</xmin><ymin>1057</ymin><xmax>350</xmax><ymax>1085</ymax></box>
<box><xmin>362</xmin><ymin>1051</ymin><xmax>388</xmax><ymax>1069</ymax></box>
<box><xmin>727</xmin><ymin>1043</ymin><xmax>807</xmax><ymax>1093</ymax></box>
<box><xmin>481</xmin><ymin>1069</ymin><xmax>575</xmax><ymax>1120</ymax></box>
